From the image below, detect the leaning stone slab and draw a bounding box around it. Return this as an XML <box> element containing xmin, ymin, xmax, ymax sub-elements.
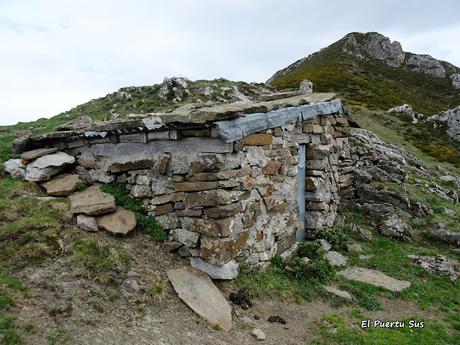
<box><xmin>338</xmin><ymin>267</ymin><xmax>411</xmax><ymax>292</ymax></box>
<box><xmin>25</xmin><ymin>152</ymin><xmax>75</xmax><ymax>182</ymax></box>
<box><xmin>190</xmin><ymin>258</ymin><xmax>239</xmax><ymax>280</ymax></box>
<box><xmin>69</xmin><ymin>185</ymin><xmax>116</xmax><ymax>215</ymax></box>
<box><xmin>20</xmin><ymin>147</ymin><xmax>57</xmax><ymax>161</ymax></box>
<box><xmin>98</xmin><ymin>206</ymin><xmax>137</xmax><ymax>235</ymax></box>
<box><xmin>167</xmin><ymin>267</ymin><xmax>232</xmax><ymax>331</ymax></box>
<box><xmin>42</xmin><ymin>174</ymin><xmax>80</xmax><ymax>196</ymax></box>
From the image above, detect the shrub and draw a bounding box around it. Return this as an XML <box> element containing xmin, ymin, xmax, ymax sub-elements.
<box><xmin>316</xmin><ymin>227</ymin><xmax>351</xmax><ymax>251</ymax></box>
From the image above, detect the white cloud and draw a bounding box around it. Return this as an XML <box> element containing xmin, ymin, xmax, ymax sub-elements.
<box><xmin>1</xmin><ymin>0</ymin><xmax>460</xmax><ymax>125</ymax></box>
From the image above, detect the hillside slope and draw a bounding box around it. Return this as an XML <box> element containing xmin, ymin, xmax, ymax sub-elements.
<box><xmin>268</xmin><ymin>32</ymin><xmax>460</xmax><ymax>115</ymax></box>
<box><xmin>0</xmin><ymin>78</ymin><xmax>272</xmax><ymax>136</ymax></box>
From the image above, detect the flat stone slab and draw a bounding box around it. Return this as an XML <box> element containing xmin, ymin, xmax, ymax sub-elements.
<box><xmin>324</xmin><ymin>286</ymin><xmax>353</xmax><ymax>301</ymax></box>
<box><xmin>20</xmin><ymin>147</ymin><xmax>57</xmax><ymax>161</ymax></box>
<box><xmin>98</xmin><ymin>207</ymin><xmax>137</xmax><ymax>235</ymax></box>
<box><xmin>42</xmin><ymin>174</ymin><xmax>80</xmax><ymax>196</ymax></box>
<box><xmin>24</xmin><ymin>152</ymin><xmax>75</xmax><ymax>182</ymax></box>
<box><xmin>69</xmin><ymin>185</ymin><xmax>116</xmax><ymax>216</ymax></box>
<box><xmin>338</xmin><ymin>267</ymin><xmax>411</xmax><ymax>292</ymax></box>
<box><xmin>167</xmin><ymin>267</ymin><xmax>232</xmax><ymax>331</ymax></box>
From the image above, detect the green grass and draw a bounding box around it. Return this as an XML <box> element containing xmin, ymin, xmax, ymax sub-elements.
<box><xmin>236</xmin><ymin>242</ymin><xmax>335</xmax><ymax>301</ymax></box>
<box><xmin>47</xmin><ymin>330</ymin><xmax>70</xmax><ymax>345</ymax></box>
<box><xmin>70</xmin><ymin>237</ymin><xmax>129</xmax><ymax>283</ymax></box>
<box><xmin>0</xmin><ymin>177</ymin><xmax>64</xmax><ymax>267</ymax></box>
<box><xmin>0</xmin><ymin>79</ymin><xmax>271</xmax><ymax>136</ymax></box>
<box><xmin>312</xmin><ymin>314</ymin><xmax>459</xmax><ymax>345</ymax></box>
<box><xmin>0</xmin><ymin>268</ymin><xmax>26</xmax><ymax>345</ymax></box>
<box><xmin>101</xmin><ymin>183</ymin><xmax>166</xmax><ymax>241</ymax></box>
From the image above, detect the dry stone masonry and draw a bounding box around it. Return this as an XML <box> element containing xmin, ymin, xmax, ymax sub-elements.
<box><xmin>8</xmin><ymin>92</ymin><xmax>354</xmax><ymax>272</ymax></box>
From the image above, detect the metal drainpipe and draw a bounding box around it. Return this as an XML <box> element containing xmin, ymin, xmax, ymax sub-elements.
<box><xmin>296</xmin><ymin>144</ymin><xmax>306</xmax><ymax>241</ymax></box>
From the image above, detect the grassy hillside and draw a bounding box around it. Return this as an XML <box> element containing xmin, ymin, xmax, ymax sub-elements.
<box><xmin>0</xmin><ymin>79</ymin><xmax>270</xmax><ymax>136</ymax></box>
<box><xmin>270</xmin><ymin>33</ymin><xmax>460</xmax><ymax>115</ymax></box>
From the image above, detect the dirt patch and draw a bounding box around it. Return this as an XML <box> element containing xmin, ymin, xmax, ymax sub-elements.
<box><xmin>8</xmin><ymin>227</ymin><xmax>443</xmax><ymax>345</ymax></box>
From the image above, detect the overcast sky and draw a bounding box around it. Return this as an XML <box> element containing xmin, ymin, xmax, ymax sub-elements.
<box><xmin>1</xmin><ymin>0</ymin><xmax>459</xmax><ymax>125</ymax></box>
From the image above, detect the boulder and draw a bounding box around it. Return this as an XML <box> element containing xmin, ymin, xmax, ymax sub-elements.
<box><xmin>325</xmin><ymin>251</ymin><xmax>347</xmax><ymax>267</ymax></box>
<box><xmin>25</xmin><ymin>152</ymin><xmax>75</xmax><ymax>182</ymax></box>
<box><xmin>98</xmin><ymin>207</ymin><xmax>137</xmax><ymax>235</ymax></box>
<box><xmin>42</xmin><ymin>174</ymin><xmax>80</xmax><ymax>196</ymax></box>
<box><xmin>189</xmin><ymin>258</ymin><xmax>239</xmax><ymax>280</ymax></box>
<box><xmin>167</xmin><ymin>267</ymin><xmax>232</xmax><ymax>331</ymax></box>
<box><xmin>20</xmin><ymin>147</ymin><xmax>58</xmax><ymax>161</ymax></box>
<box><xmin>406</xmin><ymin>54</ymin><xmax>446</xmax><ymax>78</ymax></box>
<box><xmin>3</xmin><ymin>159</ymin><xmax>25</xmax><ymax>179</ymax></box>
<box><xmin>299</xmin><ymin>79</ymin><xmax>313</xmax><ymax>94</ymax></box>
<box><xmin>338</xmin><ymin>267</ymin><xmax>411</xmax><ymax>292</ymax></box>
<box><xmin>408</xmin><ymin>255</ymin><xmax>457</xmax><ymax>282</ymax></box>
<box><xmin>69</xmin><ymin>185</ymin><xmax>116</xmax><ymax>215</ymax></box>
<box><xmin>76</xmin><ymin>215</ymin><xmax>98</xmax><ymax>232</ymax></box>
<box><xmin>380</xmin><ymin>214</ymin><xmax>412</xmax><ymax>240</ymax></box>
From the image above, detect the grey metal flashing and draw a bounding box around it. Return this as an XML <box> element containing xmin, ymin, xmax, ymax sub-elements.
<box><xmin>215</xmin><ymin>99</ymin><xmax>343</xmax><ymax>143</ymax></box>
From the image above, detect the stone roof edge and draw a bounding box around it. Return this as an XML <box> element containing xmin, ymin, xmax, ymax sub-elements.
<box><xmin>215</xmin><ymin>98</ymin><xmax>343</xmax><ymax>143</ymax></box>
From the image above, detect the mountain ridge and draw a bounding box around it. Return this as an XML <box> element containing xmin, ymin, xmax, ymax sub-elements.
<box><xmin>268</xmin><ymin>32</ymin><xmax>460</xmax><ymax>114</ymax></box>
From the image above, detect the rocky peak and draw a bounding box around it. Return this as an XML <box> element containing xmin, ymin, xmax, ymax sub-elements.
<box><xmin>342</xmin><ymin>32</ymin><xmax>405</xmax><ymax>68</ymax></box>
<box><xmin>406</xmin><ymin>54</ymin><xmax>446</xmax><ymax>78</ymax></box>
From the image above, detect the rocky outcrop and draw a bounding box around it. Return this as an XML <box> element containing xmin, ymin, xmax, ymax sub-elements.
<box><xmin>157</xmin><ymin>77</ymin><xmax>191</xmax><ymax>102</ymax></box>
<box><xmin>408</xmin><ymin>255</ymin><xmax>458</xmax><ymax>282</ymax></box>
<box><xmin>426</xmin><ymin>106</ymin><xmax>460</xmax><ymax>142</ymax></box>
<box><xmin>380</xmin><ymin>214</ymin><xmax>412</xmax><ymax>240</ymax></box>
<box><xmin>343</xmin><ymin>32</ymin><xmax>405</xmax><ymax>68</ymax></box>
<box><xmin>387</xmin><ymin>104</ymin><xmax>423</xmax><ymax>124</ymax></box>
<box><xmin>405</xmin><ymin>54</ymin><xmax>446</xmax><ymax>78</ymax></box>
<box><xmin>25</xmin><ymin>152</ymin><xmax>75</xmax><ymax>182</ymax></box>
<box><xmin>452</xmin><ymin>74</ymin><xmax>460</xmax><ymax>89</ymax></box>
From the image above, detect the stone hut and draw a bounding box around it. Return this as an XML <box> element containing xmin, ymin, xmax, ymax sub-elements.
<box><xmin>12</xmin><ymin>92</ymin><xmax>353</xmax><ymax>270</ymax></box>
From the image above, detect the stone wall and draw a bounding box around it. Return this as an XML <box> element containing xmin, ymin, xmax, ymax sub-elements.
<box><xmin>50</xmin><ymin>113</ymin><xmax>350</xmax><ymax>268</ymax></box>
<box><xmin>7</xmin><ymin>105</ymin><xmax>351</xmax><ymax>271</ymax></box>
